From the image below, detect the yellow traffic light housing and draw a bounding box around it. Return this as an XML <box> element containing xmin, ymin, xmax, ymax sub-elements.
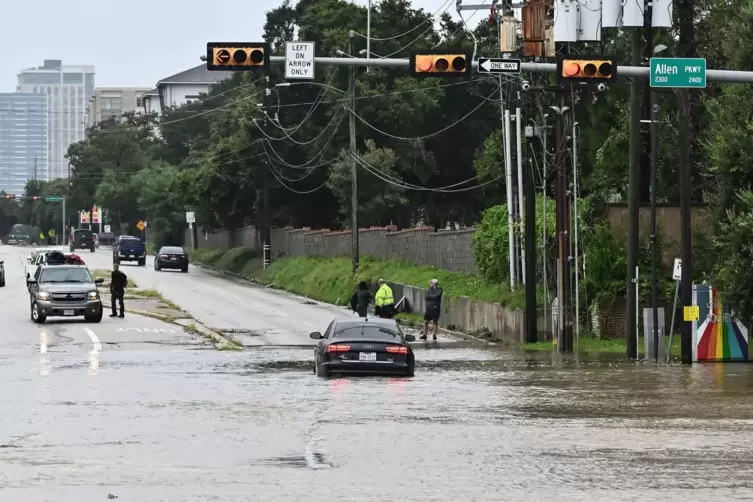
<box><xmin>206</xmin><ymin>42</ymin><xmax>270</xmax><ymax>71</ymax></box>
<box><xmin>410</xmin><ymin>52</ymin><xmax>471</xmax><ymax>78</ymax></box>
<box><xmin>556</xmin><ymin>56</ymin><xmax>617</xmax><ymax>84</ymax></box>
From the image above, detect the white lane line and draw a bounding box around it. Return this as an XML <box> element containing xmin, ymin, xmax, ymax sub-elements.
<box><xmin>39</xmin><ymin>332</ymin><xmax>48</xmax><ymax>353</ymax></box>
<box><xmin>253</xmin><ymin>303</ymin><xmax>262</xmax><ymax>308</ymax></box>
<box><xmin>232</xmin><ymin>295</ymin><xmax>242</xmax><ymax>300</ymax></box>
<box><xmin>275</xmin><ymin>310</ymin><xmax>288</xmax><ymax>317</ymax></box>
<box><xmin>84</xmin><ymin>327</ymin><xmax>102</xmax><ymax>353</ymax></box>
<box><xmin>304</xmin><ymin>322</ymin><xmax>316</xmax><ymax>328</ymax></box>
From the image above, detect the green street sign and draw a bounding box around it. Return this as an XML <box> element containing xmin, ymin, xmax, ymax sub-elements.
<box><xmin>650</xmin><ymin>57</ymin><xmax>706</xmax><ymax>88</ymax></box>
<box><xmin>44</xmin><ymin>196</ymin><xmax>62</xmax><ymax>202</ymax></box>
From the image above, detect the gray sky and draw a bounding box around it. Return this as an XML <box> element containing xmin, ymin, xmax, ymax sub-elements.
<box><xmin>0</xmin><ymin>0</ymin><xmax>467</xmax><ymax>92</ymax></box>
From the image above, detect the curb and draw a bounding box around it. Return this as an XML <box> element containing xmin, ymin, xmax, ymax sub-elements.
<box><xmin>102</xmin><ymin>302</ymin><xmax>241</xmax><ymax>350</ymax></box>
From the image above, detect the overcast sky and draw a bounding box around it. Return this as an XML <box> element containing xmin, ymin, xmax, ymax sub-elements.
<box><xmin>0</xmin><ymin>0</ymin><xmax>469</xmax><ymax>92</ymax></box>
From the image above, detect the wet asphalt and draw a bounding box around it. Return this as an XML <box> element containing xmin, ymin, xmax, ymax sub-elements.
<box><xmin>2</xmin><ymin>244</ymin><xmax>753</xmax><ymax>501</ymax></box>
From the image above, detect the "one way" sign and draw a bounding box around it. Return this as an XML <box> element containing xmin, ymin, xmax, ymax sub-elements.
<box><xmin>477</xmin><ymin>58</ymin><xmax>521</xmax><ymax>74</ymax></box>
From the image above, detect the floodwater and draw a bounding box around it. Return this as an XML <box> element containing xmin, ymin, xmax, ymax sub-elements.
<box><xmin>2</xmin><ymin>346</ymin><xmax>753</xmax><ymax>502</ymax></box>
<box><xmin>2</xmin><ymin>245</ymin><xmax>753</xmax><ymax>501</ymax></box>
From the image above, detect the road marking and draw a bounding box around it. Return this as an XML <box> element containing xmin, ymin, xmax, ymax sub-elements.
<box><xmin>252</xmin><ymin>303</ymin><xmax>262</xmax><ymax>308</ymax></box>
<box><xmin>275</xmin><ymin>310</ymin><xmax>288</xmax><ymax>317</ymax></box>
<box><xmin>232</xmin><ymin>295</ymin><xmax>242</xmax><ymax>300</ymax></box>
<box><xmin>304</xmin><ymin>322</ymin><xmax>316</xmax><ymax>328</ymax></box>
<box><xmin>84</xmin><ymin>327</ymin><xmax>102</xmax><ymax>353</ymax></box>
<box><xmin>39</xmin><ymin>332</ymin><xmax>48</xmax><ymax>353</ymax></box>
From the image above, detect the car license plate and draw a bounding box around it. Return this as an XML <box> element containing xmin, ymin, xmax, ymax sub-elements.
<box><xmin>63</xmin><ymin>310</ymin><xmax>75</xmax><ymax>316</ymax></box>
<box><xmin>359</xmin><ymin>352</ymin><xmax>377</xmax><ymax>361</ymax></box>
<box><xmin>170</xmin><ymin>256</ymin><xmax>176</xmax><ymax>260</ymax></box>
<box><xmin>129</xmin><ymin>254</ymin><xmax>135</xmax><ymax>258</ymax></box>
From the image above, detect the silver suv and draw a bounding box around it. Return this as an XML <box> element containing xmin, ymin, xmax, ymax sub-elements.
<box><xmin>28</xmin><ymin>264</ymin><xmax>104</xmax><ymax>324</ymax></box>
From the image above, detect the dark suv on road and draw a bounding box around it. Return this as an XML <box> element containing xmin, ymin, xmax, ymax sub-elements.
<box><xmin>70</xmin><ymin>228</ymin><xmax>95</xmax><ymax>252</ymax></box>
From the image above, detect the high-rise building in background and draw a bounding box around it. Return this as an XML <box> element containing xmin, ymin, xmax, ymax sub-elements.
<box><xmin>16</xmin><ymin>60</ymin><xmax>95</xmax><ymax>180</ymax></box>
<box><xmin>0</xmin><ymin>93</ymin><xmax>49</xmax><ymax>195</ymax></box>
<box><xmin>86</xmin><ymin>87</ymin><xmax>151</xmax><ymax>128</ymax></box>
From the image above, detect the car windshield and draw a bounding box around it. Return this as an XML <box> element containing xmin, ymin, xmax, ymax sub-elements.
<box><xmin>334</xmin><ymin>325</ymin><xmax>403</xmax><ymax>341</ymax></box>
<box><xmin>161</xmin><ymin>247</ymin><xmax>184</xmax><ymax>254</ymax></box>
<box><xmin>39</xmin><ymin>267</ymin><xmax>93</xmax><ymax>284</ymax></box>
<box><xmin>74</xmin><ymin>231</ymin><xmax>92</xmax><ymax>238</ymax></box>
<box><xmin>121</xmin><ymin>238</ymin><xmax>141</xmax><ymax>245</ymax></box>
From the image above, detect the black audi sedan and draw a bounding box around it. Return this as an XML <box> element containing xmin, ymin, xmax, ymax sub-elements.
<box><xmin>154</xmin><ymin>246</ymin><xmax>189</xmax><ymax>272</ymax></box>
<box><xmin>310</xmin><ymin>317</ymin><xmax>416</xmax><ymax>377</ymax></box>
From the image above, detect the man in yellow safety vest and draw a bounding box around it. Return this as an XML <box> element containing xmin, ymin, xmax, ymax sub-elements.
<box><xmin>375</xmin><ymin>279</ymin><xmax>395</xmax><ymax>319</ymax></box>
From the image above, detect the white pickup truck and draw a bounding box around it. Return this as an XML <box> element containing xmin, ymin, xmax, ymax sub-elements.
<box><xmin>25</xmin><ymin>248</ymin><xmax>66</xmax><ymax>287</ymax></box>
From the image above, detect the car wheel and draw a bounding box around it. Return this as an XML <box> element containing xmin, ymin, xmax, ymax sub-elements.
<box><xmin>0</xmin><ymin>277</ymin><xmax>5</xmax><ymax>287</ymax></box>
<box><xmin>154</xmin><ymin>262</ymin><xmax>160</xmax><ymax>271</ymax></box>
<box><xmin>91</xmin><ymin>247</ymin><xmax>95</xmax><ymax>253</ymax></box>
<box><xmin>30</xmin><ymin>301</ymin><xmax>46</xmax><ymax>324</ymax></box>
<box><xmin>138</xmin><ymin>259</ymin><xmax>146</xmax><ymax>266</ymax></box>
<box><xmin>85</xmin><ymin>308</ymin><xmax>103</xmax><ymax>323</ymax></box>
<box><xmin>181</xmin><ymin>266</ymin><xmax>188</xmax><ymax>273</ymax></box>
<box><xmin>406</xmin><ymin>365</ymin><xmax>415</xmax><ymax>377</ymax></box>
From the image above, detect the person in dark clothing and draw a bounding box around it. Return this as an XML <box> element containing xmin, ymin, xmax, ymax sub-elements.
<box><xmin>110</xmin><ymin>263</ymin><xmax>127</xmax><ymax>318</ymax></box>
<box><xmin>422</xmin><ymin>279</ymin><xmax>443</xmax><ymax>340</ymax></box>
<box><xmin>350</xmin><ymin>281</ymin><xmax>372</xmax><ymax>318</ymax></box>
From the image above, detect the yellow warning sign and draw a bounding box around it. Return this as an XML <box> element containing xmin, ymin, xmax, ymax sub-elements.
<box><xmin>136</xmin><ymin>220</ymin><xmax>145</xmax><ymax>231</ymax></box>
<box><xmin>684</xmin><ymin>306</ymin><xmax>699</xmax><ymax>322</ymax></box>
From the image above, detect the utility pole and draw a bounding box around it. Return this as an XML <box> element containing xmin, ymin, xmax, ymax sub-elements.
<box><xmin>348</xmin><ymin>31</ymin><xmax>359</xmax><ymax>275</ymax></box>
<box><xmin>650</xmin><ymin>86</ymin><xmax>660</xmax><ymax>361</ymax></box>
<box><xmin>61</xmin><ymin>196</ymin><xmax>66</xmax><ymax>246</ymax></box>
<box><xmin>627</xmin><ymin>30</ymin><xmax>642</xmax><ymax>360</ymax></box>
<box><xmin>262</xmin><ymin>82</ymin><xmax>272</xmax><ymax>258</ymax></box>
<box><xmin>678</xmin><ymin>91</ymin><xmax>693</xmax><ymax>364</ymax></box>
<box><xmin>553</xmin><ymin>96</ymin><xmax>572</xmax><ymax>352</ymax></box>
<box><xmin>525</xmin><ymin>156</ymin><xmax>537</xmax><ymax>343</ymax></box>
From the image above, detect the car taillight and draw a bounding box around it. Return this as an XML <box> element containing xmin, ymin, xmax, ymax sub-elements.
<box><xmin>160</xmin><ymin>254</ymin><xmax>168</xmax><ymax>259</ymax></box>
<box><xmin>327</xmin><ymin>345</ymin><xmax>350</xmax><ymax>352</ymax></box>
<box><xmin>386</xmin><ymin>346</ymin><xmax>408</xmax><ymax>354</ymax></box>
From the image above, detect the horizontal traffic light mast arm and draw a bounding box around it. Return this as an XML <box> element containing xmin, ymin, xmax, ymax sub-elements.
<box><xmin>266</xmin><ymin>56</ymin><xmax>753</xmax><ymax>83</ymax></box>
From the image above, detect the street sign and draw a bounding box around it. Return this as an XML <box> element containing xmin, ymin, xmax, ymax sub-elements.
<box><xmin>136</xmin><ymin>220</ymin><xmax>145</xmax><ymax>231</ymax></box>
<box><xmin>104</xmin><ymin>225</ymin><xmax>111</xmax><ymax>233</ymax></box>
<box><xmin>672</xmin><ymin>258</ymin><xmax>682</xmax><ymax>281</ymax></box>
<box><xmin>477</xmin><ymin>58</ymin><xmax>521</xmax><ymax>74</ymax></box>
<box><xmin>684</xmin><ymin>305</ymin><xmax>699</xmax><ymax>322</ymax></box>
<box><xmin>650</xmin><ymin>57</ymin><xmax>706</xmax><ymax>88</ymax></box>
<box><xmin>285</xmin><ymin>42</ymin><xmax>315</xmax><ymax>80</ymax></box>
<box><xmin>186</xmin><ymin>211</ymin><xmax>196</xmax><ymax>223</ymax></box>
<box><xmin>44</xmin><ymin>196</ymin><xmax>62</xmax><ymax>202</ymax></box>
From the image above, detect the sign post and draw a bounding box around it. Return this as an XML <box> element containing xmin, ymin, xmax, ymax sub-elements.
<box><xmin>650</xmin><ymin>58</ymin><xmax>707</xmax><ymax>88</ymax></box>
<box><xmin>285</xmin><ymin>42</ymin><xmax>315</xmax><ymax>80</ymax></box>
<box><xmin>186</xmin><ymin>211</ymin><xmax>196</xmax><ymax>250</ymax></box>
<box><xmin>477</xmin><ymin>57</ymin><xmax>522</xmax><ymax>74</ymax></box>
<box><xmin>666</xmin><ymin>258</ymin><xmax>682</xmax><ymax>361</ymax></box>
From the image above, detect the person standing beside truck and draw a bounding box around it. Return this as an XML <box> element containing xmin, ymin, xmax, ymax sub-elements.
<box><xmin>109</xmin><ymin>263</ymin><xmax>127</xmax><ymax>318</ymax></box>
<box><xmin>421</xmin><ymin>279</ymin><xmax>443</xmax><ymax>340</ymax></box>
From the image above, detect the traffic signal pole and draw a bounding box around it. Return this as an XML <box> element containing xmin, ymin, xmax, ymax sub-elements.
<box><xmin>62</xmin><ymin>197</ymin><xmax>66</xmax><ymax>245</ymax></box>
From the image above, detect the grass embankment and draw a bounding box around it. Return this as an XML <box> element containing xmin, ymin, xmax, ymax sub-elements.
<box><xmin>189</xmin><ymin>248</ymin><xmax>529</xmax><ymax>309</ymax></box>
<box><xmin>521</xmin><ymin>335</ymin><xmax>683</xmax><ymax>359</ymax></box>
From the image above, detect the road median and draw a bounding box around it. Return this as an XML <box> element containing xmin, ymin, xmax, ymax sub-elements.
<box><xmin>92</xmin><ymin>268</ymin><xmax>241</xmax><ymax>350</ymax></box>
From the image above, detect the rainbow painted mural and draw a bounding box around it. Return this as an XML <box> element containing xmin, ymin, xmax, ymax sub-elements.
<box><xmin>692</xmin><ymin>284</ymin><xmax>749</xmax><ymax>362</ymax></box>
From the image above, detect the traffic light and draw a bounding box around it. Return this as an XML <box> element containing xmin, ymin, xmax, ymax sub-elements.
<box><xmin>556</xmin><ymin>56</ymin><xmax>617</xmax><ymax>84</ymax></box>
<box><xmin>32</xmin><ymin>196</ymin><xmax>41</xmax><ymax>200</ymax></box>
<box><xmin>206</xmin><ymin>42</ymin><xmax>270</xmax><ymax>72</ymax></box>
<box><xmin>409</xmin><ymin>52</ymin><xmax>471</xmax><ymax>78</ymax></box>
<box><xmin>4</xmin><ymin>194</ymin><xmax>14</xmax><ymax>200</ymax></box>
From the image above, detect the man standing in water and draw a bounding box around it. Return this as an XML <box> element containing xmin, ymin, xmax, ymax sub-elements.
<box><xmin>375</xmin><ymin>279</ymin><xmax>395</xmax><ymax>319</ymax></box>
<box><xmin>422</xmin><ymin>279</ymin><xmax>442</xmax><ymax>340</ymax></box>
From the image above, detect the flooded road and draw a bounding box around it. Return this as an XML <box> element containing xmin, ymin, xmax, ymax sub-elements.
<box><xmin>2</xmin><ymin>245</ymin><xmax>753</xmax><ymax>501</ymax></box>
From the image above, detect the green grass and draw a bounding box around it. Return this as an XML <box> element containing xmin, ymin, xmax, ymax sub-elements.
<box><xmin>520</xmin><ymin>335</ymin><xmax>683</xmax><ymax>359</ymax></box>
<box><xmin>251</xmin><ymin>255</ymin><xmax>530</xmax><ymax>309</ymax></box>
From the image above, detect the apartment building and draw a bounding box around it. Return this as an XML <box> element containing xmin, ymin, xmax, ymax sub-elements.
<box><xmin>0</xmin><ymin>93</ymin><xmax>49</xmax><ymax>195</ymax></box>
<box><xmin>86</xmin><ymin>87</ymin><xmax>151</xmax><ymax>127</ymax></box>
<box><xmin>16</xmin><ymin>60</ymin><xmax>95</xmax><ymax>180</ymax></box>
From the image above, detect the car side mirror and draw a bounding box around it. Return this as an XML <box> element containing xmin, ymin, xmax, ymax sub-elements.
<box><xmin>309</xmin><ymin>332</ymin><xmax>322</xmax><ymax>340</ymax></box>
<box><xmin>27</xmin><ymin>278</ymin><xmax>36</xmax><ymax>284</ymax></box>
<box><xmin>404</xmin><ymin>334</ymin><xmax>416</xmax><ymax>342</ymax></box>
<box><xmin>95</xmin><ymin>278</ymin><xmax>104</xmax><ymax>284</ymax></box>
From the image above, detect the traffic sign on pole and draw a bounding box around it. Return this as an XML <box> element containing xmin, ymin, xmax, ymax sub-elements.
<box><xmin>285</xmin><ymin>42</ymin><xmax>315</xmax><ymax>80</ymax></box>
<box><xmin>186</xmin><ymin>211</ymin><xmax>196</xmax><ymax>223</ymax></box>
<box><xmin>650</xmin><ymin>57</ymin><xmax>706</xmax><ymax>88</ymax></box>
<box><xmin>477</xmin><ymin>58</ymin><xmax>521</xmax><ymax>74</ymax></box>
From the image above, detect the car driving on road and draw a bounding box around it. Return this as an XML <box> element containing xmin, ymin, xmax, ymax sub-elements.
<box><xmin>154</xmin><ymin>246</ymin><xmax>189</xmax><ymax>272</ymax></box>
<box><xmin>113</xmin><ymin>235</ymin><xmax>146</xmax><ymax>266</ymax></box>
<box><xmin>310</xmin><ymin>317</ymin><xmax>416</xmax><ymax>377</ymax></box>
<box><xmin>28</xmin><ymin>264</ymin><xmax>104</xmax><ymax>324</ymax></box>
<box><xmin>70</xmin><ymin>228</ymin><xmax>95</xmax><ymax>252</ymax></box>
